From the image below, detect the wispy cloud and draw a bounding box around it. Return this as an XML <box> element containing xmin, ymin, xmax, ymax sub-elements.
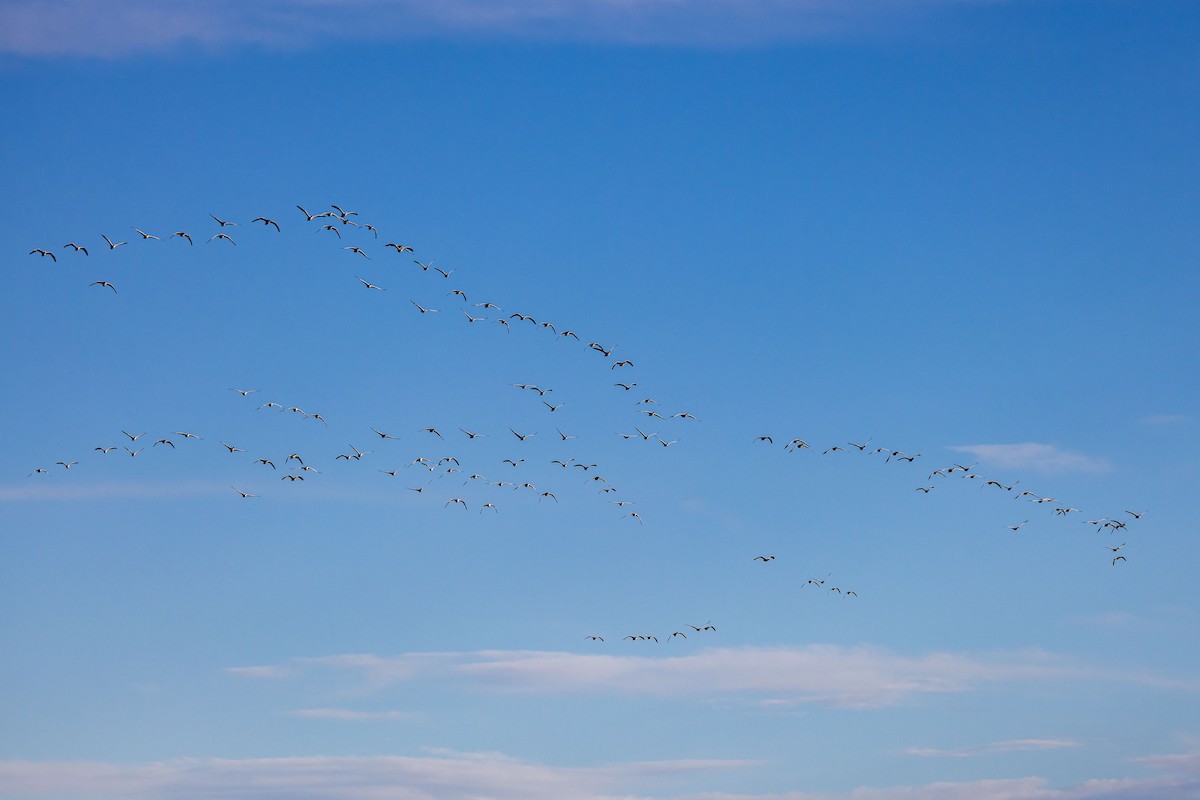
<box><xmin>0</xmin><ymin>0</ymin><xmax>1010</xmax><ymax>58</ymax></box>
<box><xmin>227</xmin><ymin>645</ymin><xmax>1109</xmax><ymax>709</ymax></box>
<box><xmin>905</xmin><ymin>738</ymin><xmax>1080</xmax><ymax>758</ymax></box>
<box><xmin>2</xmin><ymin>750</ymin><xmax>1200</xmax><ymax>800</ymax></box>
<box><xmin>0</xmin><ymin>479</ymin><xmax>229</xmax><ymax>502</ymax></box>
<box><xmin>1139</xmin><ymin>414</ymin><xmax>1192</xmax><ymax>426</ymax></box>
<box><xmin>949</xmin><ymin>443</ymin><xmax>1111</xmax><ymax>475</ymax></box>
<box><xmin>0</xmin><ymin>751</ymin><xmax>755</xmax><ymax>800</ymax></box>
<box><xmin>289</xmin><ymin>707</ymin><xmax>415</xmax><ymax>720</ymax></box>
<box><xmin>1133</xmin><ymin>748</ymin><xmax>1200</xmax><ymax>775</ymax></box>
<box><xmin>223</xmin><ymin>665</ymin><xmax>293</xmax><ymax>680</ymax></box>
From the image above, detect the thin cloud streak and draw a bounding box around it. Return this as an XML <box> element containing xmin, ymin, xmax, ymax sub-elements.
<box><xmin>290</xmin><ymin>707</ymin><xmax>415</xmax><ymax>720</ymax></box>
<box><xmin>0</xmin><ymin>751</ymin><xmax>755</xmax><ymax>800</ymax></box>
<box><xmin>949</xmin><ymin>443</ymin><xmax>1111</xmax><ymax>475</ymax></box>
<box><xmin>1</xmin><ymin>0</ymin><xmax>1012</xmax><ymax>57</ymax></box>
<box><xmin>0</xmin><ymin>479</ymin><xmax>230</xmax><ymax>502</ymax></box>
<box><xmin>905</xmin><ymin>738</ymin><xmax>1081</xmax><ymax>758</ymax></box>
<box><xmin>1139</xmin><ymin>414</ymin><xmax>1192</xmax><ymax>426</ymax></box>
<box><xmin>230</xmin><ymin>645</ymin><xmax>1106</xmax><ymax>709</ymax></box>
<box><xmin>224</xmin><ymin>665</ymin><xmax>294</xmax><ymax>680</ymax></box>
<box><xmin>2</xmin><ymin>751</ymin><xmax>1200</xmax><ymax>800</ymax></box>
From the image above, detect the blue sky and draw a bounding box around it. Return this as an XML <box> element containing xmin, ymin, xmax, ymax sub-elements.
<box><xmin>1</xmin><ymin>1</ymin><xmax>1199</xmax><ymax>798</ymax></box>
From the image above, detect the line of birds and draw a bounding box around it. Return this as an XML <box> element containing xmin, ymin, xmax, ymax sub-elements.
<box><xmin>23</xmin><ymin>201</ymin><xmax>1144</xmax><ymax>651</ymax></box>
<box><xmin>747</xmin><ymin>436</ymin><xmax>1142</xmax><ymax>565</ymax></box>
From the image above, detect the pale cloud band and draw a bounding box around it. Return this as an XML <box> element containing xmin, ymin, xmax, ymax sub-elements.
<box><xmin>0</xmin><ymin>0</ymin><xmax>1009</xmax><ymax>57</ymax></box>
<box><xmin>906</xmin><ymin>738</ymin><xmax>1081</xmax><ymax>758</ymax></box>
<box><xmin>225</xmin><ymin>644</ymin><xmax>1174</xmax><ymax>709</ymax></box>
<box><xmin>1</xmin><ymin>749</ymin><xmax>1199</xmax><ymax>800</ymax></box>
<box><xmin>949</xmin><ymin>443</ymin><xmax>1111</xmax><ymax>475</ymax></box>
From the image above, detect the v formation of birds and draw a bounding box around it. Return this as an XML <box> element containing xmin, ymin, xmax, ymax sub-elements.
<box><xmin>25</xmin><ymin>204</ymin><xmax>1145</xmax><ymax>641</ymax></box>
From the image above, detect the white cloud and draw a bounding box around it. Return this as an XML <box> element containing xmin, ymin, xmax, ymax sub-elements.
<box><xmin>905</xmin><ymin>738</ymin><xmax>1081</xmax><ymax>758</ymax></box>
<box><xmin>228</xmin><ymin>645</ymin><xmax>1095</xmax><ymax>709</ymax></box>
<box><xmin>1139</xmin><ymin>414</ymin><xmax>1192</xmax><ymax>426</ymax></box>
<box><xmin>948</xmin><ymin>443</ymin><xmax>1111</xmax><ymax>475</ymax></box>
<box><xmin>289</xmin><ymin>707</ymin><xmax>415</xmax><ymax>720</ymax></box>
<box><xmin>1134</xmin><ymin>749</ymin><xmax>1200</xmax><ymax>775</ymax></box>
<box><xmin>0</xmin><ymin>480</ymin><xmax>229</xmax><ymax>502</ymax></box>
<box><xmin>0</xmin><ymin>751</ymin><xmax>754</xmax><ymax>800</ymax></box>
<box><xmin>223</xmin><ymin>665</ymin><xmax>294</xmax><ymax>679</ymax></box>
<box><xmin>2</xmin><ymin>751</ymin><xmax>1200</xmax><ymax>800</ymax></box>
<box><xmin>0</xmin><ymin>0</ymin><xmax>1012</xmax><ymax>57</ymax></box>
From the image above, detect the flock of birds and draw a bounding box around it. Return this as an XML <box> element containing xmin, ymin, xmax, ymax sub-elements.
<box><xmin>24</xmin><ymin>203</ymin><xmax>1143</xmax><ymax>642</ymax></box>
